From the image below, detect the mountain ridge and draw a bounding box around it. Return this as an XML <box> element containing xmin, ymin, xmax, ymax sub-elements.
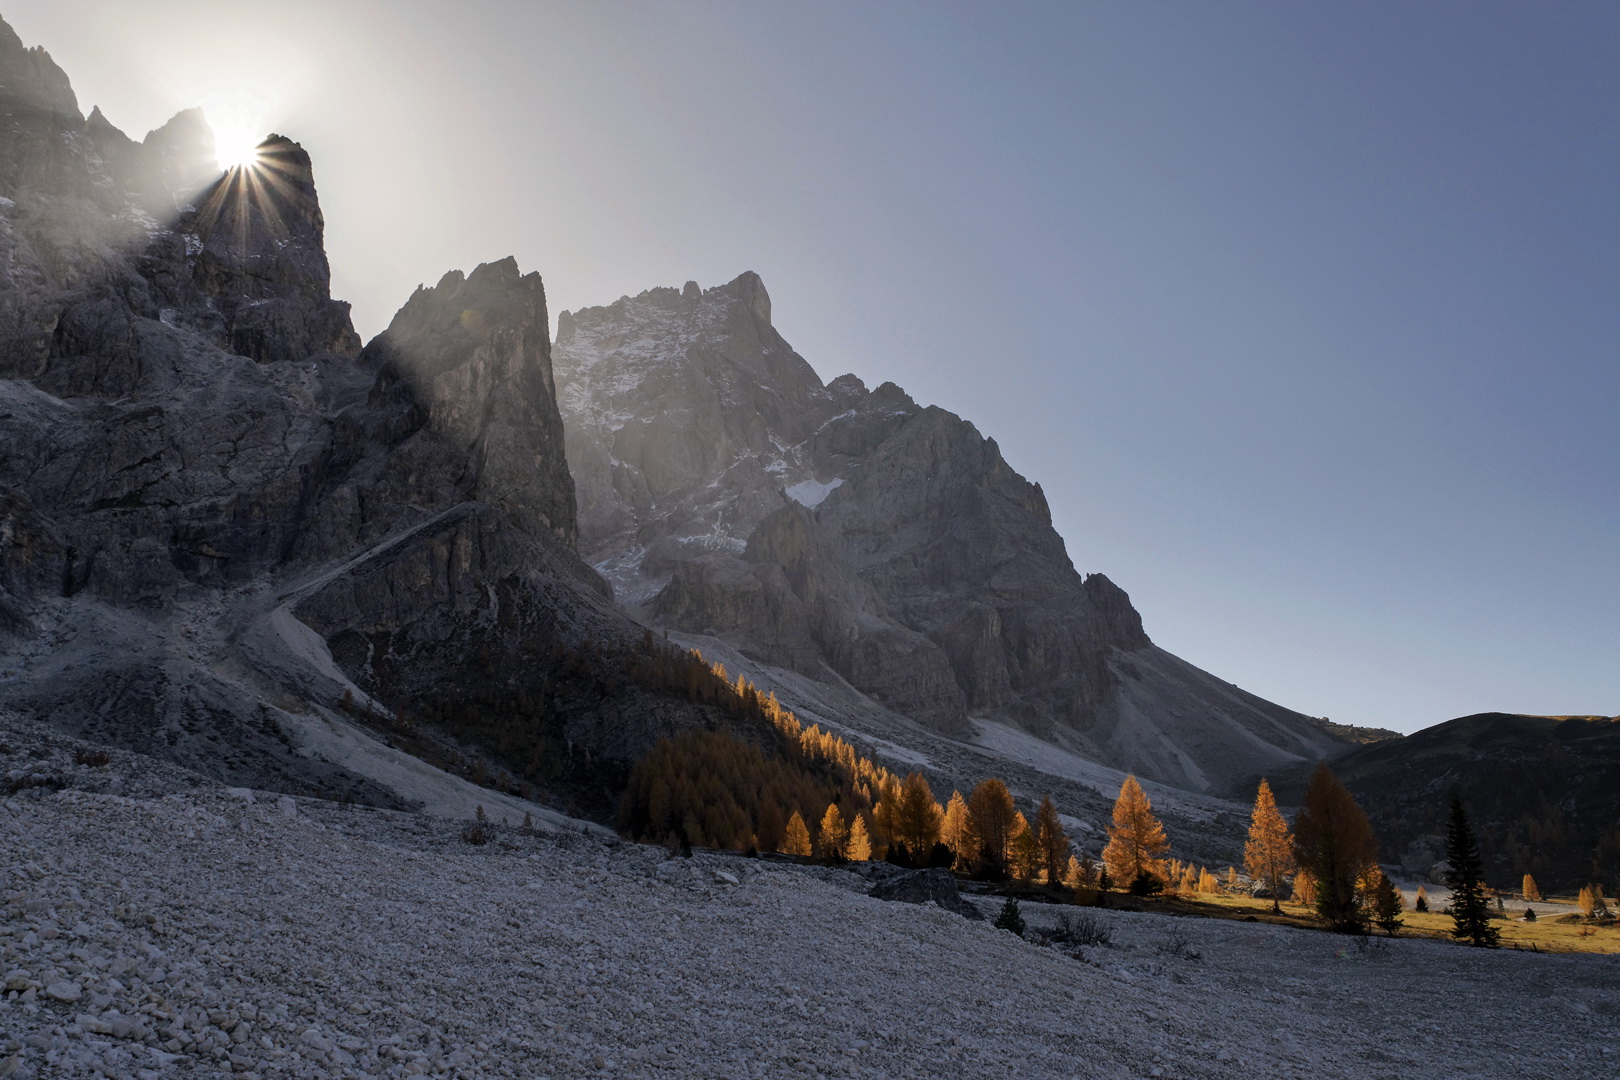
<box><xmin>553</xmin><ymin>273</ymin><xmax>1349</xmax><ymax>794</ymax></box>
<box><xmin>0</xmin><ymin>16</ymin><xmax>759</xmax><ymax>821</ymax></box>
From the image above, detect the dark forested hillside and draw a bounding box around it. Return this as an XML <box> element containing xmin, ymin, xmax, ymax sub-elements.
<box><xmin>1301</xmin><ymin>713</ymin><xmax>1620</xmax><ymax>893</ymax></box>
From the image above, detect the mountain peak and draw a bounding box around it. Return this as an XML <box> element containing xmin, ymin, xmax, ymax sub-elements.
<box><xmin>718</xmin><ymin>270</ymin><xmax>771</xmax><ymax>326</ymax></box>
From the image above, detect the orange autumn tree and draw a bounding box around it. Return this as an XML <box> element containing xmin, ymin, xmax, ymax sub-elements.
<box><xmin>1292</xmin><ymin>764</ymin><xmax>1378</xmax><ymax>933</ymax></box>
<box><xmin>1009</xmin><ymin>812</ymin><xmax>1037</xmax><ymax>882</ymax></box>
<box><xmin>1292</xmin><ymin>867</ymin><xmax>1319</xmax><ymax>907</ymax></box>
<box><xmin>1244</xmin><ymin>778</ymin><xmax>1296</xmax><ymax>914</ymax></box>
<box><xmin>847</xmin><ymin>813</ymin><xmax>872</xmax><ymax>862</ymax></box>
<box><xmin>818</xmin><ymin>804</ymin><xmax>849</xmax><ymax>861</ymax></box>
<box><xmin>968</xmin><ymin>778</ymin><xmax>1018</xmax><ymax>878</ymax></box>
<box><xmin>1521</xmin><ymin>873</ymin><xmax>1542</xmax><ymax>902</ymax></box>
<box><xmin>1035</xmin><ymin>795</ymin><xmax>1069</xmax><ymax>888</ymax></box>
<box><xmin>1102</xmin><ymin>775</ymin><xmax>1169</xmax><ymax>893</ymax></box>
<box><xmin>782</xmin><ymin>810</ymin><xmax>813</xmax><ymax>857</ymax></box>
<box><xmin>893</xmin><ymin>772</ymin><xmax>944</xmax><ymax>860</ymax></box>
<box><xmin>940</xmin><ymin>791</ymin><xmax>978</xmax><ymax>869</ymax></box>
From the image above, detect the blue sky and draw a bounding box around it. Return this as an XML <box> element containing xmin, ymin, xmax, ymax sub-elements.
<box><xmin>12</xmin><ymin>1</ymin><xmax>1618</xmax><ymax>732</ymax></box>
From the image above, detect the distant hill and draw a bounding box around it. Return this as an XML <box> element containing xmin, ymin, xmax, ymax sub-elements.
<box><xmin>1290</xmin><ymin>713</ymin><xmax>1620</xmax><ymax>894</ymax></box>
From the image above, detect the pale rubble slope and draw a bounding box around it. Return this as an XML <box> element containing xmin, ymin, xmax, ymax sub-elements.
<box><xmin>1</xmin><ymin>748</ymin><xmax>1614</xmax><ymax>1080</ymax></box>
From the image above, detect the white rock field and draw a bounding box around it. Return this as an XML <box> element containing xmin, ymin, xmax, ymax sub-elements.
<box><xmin>1</xmin><ymin>751</ymin><xmax>1615</xmax><ymax>1079</ymax></box>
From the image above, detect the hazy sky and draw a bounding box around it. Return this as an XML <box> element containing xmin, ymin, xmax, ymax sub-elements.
<box><xmin>10</xmin><ymin>2</ymin><xmax>1617</xmax><ymax>733</ymax></box>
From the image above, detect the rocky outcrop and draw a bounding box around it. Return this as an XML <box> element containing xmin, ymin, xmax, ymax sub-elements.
<box><xmin>0</xmin><ymin>16</ymin><xmax>356</xmax><ymax>398</ymax></box>
<box><xmin>178</xmin><ymin>134</ymin><xmax>361</xmax><ymax>365</ymax></box>
<box><xmin>0</xmin><ymin>18</ymin><xmax>725</xmax><ymax>813</ymax></box>
<box><xmin>555</xmin><ymin>274</ymin><xmax>1349</xmax><ymax>791</ymax></box>
<box><xmin>655</xmin><ymin>503</ymin><xmax>970</xmax><ymax>731</ymax></box>
<box><xmin>867</xmin><ymin>868</ymin><xmax>985</xmax><ymax>921</ymax></box>
<box><xmin>346</xmin><ymin>258</ymin><xmax>577</xmax><ymax>547</ymax></box>
<box><xmin>555</xmin><ymin>273</ymin><xmax>834</xmax><ymax>604</ymax></box>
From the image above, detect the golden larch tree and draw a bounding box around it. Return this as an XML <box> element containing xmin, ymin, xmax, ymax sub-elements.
<box><xmin>1521</xmin><ymin>873</ymin><xmax>1541</xmax><ymax>902</ymax></box>
<box><xmin>1034</xmin><ymin>796</ymin><xmax>1068</xmax><ymax>888</ymax></box>
<box><xmin>1062</xmin><ymin>855</ymin><xmax>1086</xmax><ymax>891</ymax></box>
<box><xmin>1197</xmin><ymin>867</ymin><xmax>1220</xmax><ymax>894</ymax></box>
<box><xmin>1577</xmin><ymin>884</ymin><xmax>1609</xmax><ymax>918</ymax></box>
<box><xmin>968</xmin><ymin>778</ymin><xmax>1018</xmax><ymax>878</ymax></box>
<box><xmin>782</xmin><ymin>810</ymin><xmax>813</xmax><ymax>857</ymax></box>
<box><xmin>847</xmin><ymin>813</ymin><xmax>872</xmax><ymax>862</ymax></box>
<box><xmin>870</xmin><ymin>775</ymin><xmax>902</xmax><ymax>853</ymax></box>
<box><xmin>1244</xmin><ymin>778</ymin><xmax>1296</xmax><ymax>914</ymax></box>
<box><xmin>894</xmin><ymin>772</ymin><xmax>943</xmax><ymax>859</ymax></box>
<box><xmin>1291</xmin><ymin>866</ymin><xmax>1318</xmax><ymax>907</ymax></box>
<box><xmin>1292</xmin><ymin>763</ymin><xmax>1378</xmax><ymax>933</ymax></box>
<box><xmin>818</xmin><ymin>804</ymin><xmax>849</xmax><ymax>862</ymax></box>
<box><xmin>940</xmin><ymin>790</ymin><xmax>978</xmax><ymax>868</ymax></box>
<box><xmin>1102</xmin><ymin>775</ymin><xmax>1170</xmax><ymax>891</ymax></box>
<box><xmin>1009</xmin><ymin>812</ymin><xmax>1038</xmax><ymax>883</ymax></box>
<box><xmin>756</xmin><ymin>802</ymin><xmax>786</xmax><ymax>853</ymax></box>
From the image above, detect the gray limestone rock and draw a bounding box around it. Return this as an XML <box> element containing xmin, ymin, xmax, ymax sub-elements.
<box><xmin>867</xmin><ymin>868</ymin><xmax>984</xmax><ymax>921</ymax></box>
<box><xmin>0</xmin><ymin>18</ymin><xmax>730</xmax><ymax>813</ymax></box>
<box><xmin>554</xmin><ymin>274</ymin><xmax>1347</xmax><ymax>792</ymax></box>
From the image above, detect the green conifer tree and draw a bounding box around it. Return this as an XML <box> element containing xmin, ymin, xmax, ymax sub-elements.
<box><xmin>994</xmin><ymin>896</ymin><xmax>1026</xmax><ymax>937</ymax></box>
<box><xmin>1444</xmin><ymin>796</ymin><xmax>1500</xmax><ymax>948</ymax></box>
<box><xmin>1371</xmin><ymin>871</ymin><xmax>1404</xmax><ymax>936</ymax></box>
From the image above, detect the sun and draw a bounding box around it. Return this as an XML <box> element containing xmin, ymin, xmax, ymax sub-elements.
<box><xmin>197</xmin><ymin>82</ymin><xmax>273</xmax><ymax>171</ymax></box>
<box><xmin>213</xmin><ymin>125</ymin><xmax>265</xmax><ymax>170</ymax></box>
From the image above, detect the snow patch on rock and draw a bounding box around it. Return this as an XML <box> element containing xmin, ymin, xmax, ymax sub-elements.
<box><xmin>784</xmin><ymin>477</ymin><xmax>843</xmax><ymax>508</ymax></box>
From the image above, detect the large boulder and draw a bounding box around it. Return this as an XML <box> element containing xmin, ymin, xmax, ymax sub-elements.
<box><xmin>867</xmin><ymin>868</ymin><xmax>984</xmax><ymax>921</ymax></box>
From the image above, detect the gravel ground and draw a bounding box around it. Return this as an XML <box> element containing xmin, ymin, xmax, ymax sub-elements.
<box><xmin>0</xmin><ymin>759</ymin><xmax>1615</xmax><ymax>1079</ymax></box>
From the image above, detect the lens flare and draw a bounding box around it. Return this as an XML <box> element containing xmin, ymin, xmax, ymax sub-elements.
<box><xmin>197</xmin><ymin>82</ymin><xmax>273</xmax><ymax>170</ymax></box>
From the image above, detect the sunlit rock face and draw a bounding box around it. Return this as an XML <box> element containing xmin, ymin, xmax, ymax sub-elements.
<box><xmin>0</xmin><ymin>17</ymin><xmax>713</xmax><ymax>804</ymax></box>
<box><xmin>178</xmin><ymin>134</ymin><xmax>362</xmax><ymax>365</ymax></box>
<box><xmin>552</xmin><ymin>277</ymin><xmax>1137</xmax><ymax>741</ymax></box>
<box><xmin>555</xmin><ymin>275</ymin><xmax>1348</xmax><ymax>788</ymax></box>
<box><xmin>350</xmin><ymin>258</ymin><xmax>576</xmax><ymax>547</ymax></box>
<box><xmin>0</xmin><ymin>17</ymin><xmax>358</xmax><ymax>394</ymax></box>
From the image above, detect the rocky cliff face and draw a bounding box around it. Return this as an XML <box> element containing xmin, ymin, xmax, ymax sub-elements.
<box><xmin>0</xmin><ymin>18</ymin><xmax>722</xmax><ymax>814</ymax></box>
<box><xmin>555</xmin><ymin>274</ymin><xmax>1347</xmax><ymax>791</ymax></box>
<box><xmin>0</xmin><ymin>16</ymin><xmax>1344</xmax><ymax>810</ymax></box>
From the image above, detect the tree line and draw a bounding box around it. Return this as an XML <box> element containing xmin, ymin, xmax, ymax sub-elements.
<box><xmin>616</xmin><ymin>653</ymin><xmax>1605</xmax><ymax>945</ymax></box>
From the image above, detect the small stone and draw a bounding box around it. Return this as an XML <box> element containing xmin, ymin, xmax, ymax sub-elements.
<box><xmin>43</xmin><ymin>980</ymin><xmax>82</xmax><ymax>1003</ymax></box>
<box><xmin>300</xmin><ymin>1029</ymin><xmax>333</xmax><ymax>1052</ymax></box>
<box><xmin>277</xmin><ymin>796</ymin><xmax>297</xmax><ymax>819</ymax></box>
<box><xmin>713</xmin><ymin>871</ymin><xmax>740</xmax><ymax>886</ymax></box>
